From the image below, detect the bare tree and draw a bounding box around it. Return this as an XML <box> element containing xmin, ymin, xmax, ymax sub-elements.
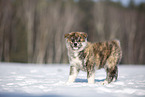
<box><xmin>30</xmin><ymin>1</ymin><xmax>81</xmax><ymax>64</ymax></box>
<box><xmin>22</xmin><ymin>0</ymin><xmax>36</xmax><ymax>63</ymax></box>
<box><xmin>93</xmin><ymin>1</ymin><xmax>106</xmax><ymax>41</ymax></box>
<box><xmin>0</xmin><ymin>0</ymin><xmax>13</xmax><ymax>62</ymax></box>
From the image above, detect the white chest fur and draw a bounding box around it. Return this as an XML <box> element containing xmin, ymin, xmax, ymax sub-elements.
<box><xmin>70</xmin><ymin>52</ymin><xmax>82</xmax><ymax>65</ymax></box>
<box><xmin>69</xmin><ymin>51</ymin><xmax>86</xmax><ymax>71</ymax></box>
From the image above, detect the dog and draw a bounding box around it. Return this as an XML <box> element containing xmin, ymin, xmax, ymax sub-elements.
<box><xmin>64</xmin><ymin>32</ymin><xmax>122</xmax><ymax>84</ymax></box>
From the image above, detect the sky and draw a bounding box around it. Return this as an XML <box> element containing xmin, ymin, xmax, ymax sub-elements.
<box><xmin>74</xmin><ymin>0</ymin><xmax>145</xmax><ymax>7</ymax></box>
<box><xmin>76</xmin><ymin>0</ymin><xmax>145</xmax><ymax>7</ymax></box>
<box><xmin>111</xmin><ymin>0</ymin><xmax>145</xmax><ymax>6</ymax></box>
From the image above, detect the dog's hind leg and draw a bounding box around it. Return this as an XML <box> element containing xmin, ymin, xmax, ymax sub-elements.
<box><xmin>101</xmin><ymin>63</ymin><xmax>118</xmax><ymax>85</ymax></box>
<box><xmin>106</xmin><ymin>65</ymin><xmax>118</xmax><ymax>83</ymax></box>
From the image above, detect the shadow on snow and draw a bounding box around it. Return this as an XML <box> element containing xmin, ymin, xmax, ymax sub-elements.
<box><xmin>75</xmin><ymin>78</ymin><xmax>105</xmax><ymax>83</ymax></box>
<box><xmin>0</xmin><ymin>92</ymin><xmax>67</xmax><ymax>97</ymax></box>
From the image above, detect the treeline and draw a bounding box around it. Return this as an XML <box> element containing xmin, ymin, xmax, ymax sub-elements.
<box><xmin>0</xmin><ymin>0</ymin><xmax>145</xmax><ymax>64</ymax></box>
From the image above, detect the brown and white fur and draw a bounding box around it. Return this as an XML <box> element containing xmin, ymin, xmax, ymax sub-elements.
<box><xmin>64</xmin><ymin>32</ymin><xmax>122</xmax><ymax>84</ymax></box>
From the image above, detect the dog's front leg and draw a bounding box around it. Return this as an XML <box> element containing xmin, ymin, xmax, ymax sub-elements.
<box><xmin>87</xmin><ymin>71</ymin><xmax>95</xmax><ymax>84</ymax></box>
<box><xmin>67</xmin><ymin>66</ymin><xmax>80</xmax><ymax>83</ymax></box>
<box><xmin>87</xmin><ymin>63</ymin><xmax>95</xmax><ymax>84</ymax></box>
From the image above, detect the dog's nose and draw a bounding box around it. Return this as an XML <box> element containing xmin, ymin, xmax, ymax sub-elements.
<box><xmin>74</xmin><ymin>43</ymin><xmax>77</xmax><ymax>46</ymax></box>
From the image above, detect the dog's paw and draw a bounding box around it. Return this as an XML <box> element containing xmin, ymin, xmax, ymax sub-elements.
<box><xmin>101</xmin><ymin>80</ymin><xmax>109</xmax><ymax>85</ymax></box>
<box><xmin>65</xmin><ymin>81</ymin><xmax>73</xmax><ymax>85</ymax></box>
<box><xmin>88</xmin><ymin>81</ymin><xmax>95</xmax><ymax>84</ymax></box>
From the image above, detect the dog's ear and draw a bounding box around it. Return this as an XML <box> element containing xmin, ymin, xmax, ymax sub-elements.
<box><xmin>64</xmin><ymin>33</ymin><xmax>70</xmax><ymax>39</ymax></box>
<box><xmin>80</xmin><ymin>32</ymin><xmax>88</xmax><ymax>38</ymax></box>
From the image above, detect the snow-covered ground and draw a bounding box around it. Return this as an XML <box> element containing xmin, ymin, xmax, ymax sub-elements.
<box><xmin>0</xmin><ymin>63</ymin><xmax>145</xmax><ymax>97</ymax></box>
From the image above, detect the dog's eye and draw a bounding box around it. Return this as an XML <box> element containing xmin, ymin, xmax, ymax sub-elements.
<box><xmin>72</xmin><ymin>39</ymin><xmax>75</xmax><ymax>42</ymax></box>
<box><xmin>71</xmin><ymin>37</ymin><xmax>73</xmax><ymax>40</ymax></box>
<box><xmin>71</xmin><ymin>37</ymin><xmax>74</xmax><ymax>42</ymax></box>
<box><xmin>78</xmin><ymin>37</ymin><xmax>81</xmax><ymax>42</ymax></box>
<box><xmin>78</xmin><ymin>39</ymin><xmax>80</xmax><ymax>42</ymax></box>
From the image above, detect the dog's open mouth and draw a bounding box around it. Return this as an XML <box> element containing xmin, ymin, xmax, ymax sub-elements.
<box><xmin>73</xmin><ymin>47</ymin><xmax>79</xmax><ymax>50</ymax></box>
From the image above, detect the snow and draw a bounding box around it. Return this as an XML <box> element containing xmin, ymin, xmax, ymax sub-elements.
<box><xmin>0</xmin><ymin>63</ymin><xmax>145</xmax><ymax>97</ymax></box>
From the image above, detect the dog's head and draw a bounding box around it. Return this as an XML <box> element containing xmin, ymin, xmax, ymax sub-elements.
<box><xmin>64</xmin><ymin>32</ymin><xmax>88</xmax><ymax>51</ymax></box>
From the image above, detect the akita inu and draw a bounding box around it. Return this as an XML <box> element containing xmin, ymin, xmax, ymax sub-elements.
<box><xmin>64</xmin><ymin>32</ymin><xmax>122</xmax><ymax>84</ymax></box>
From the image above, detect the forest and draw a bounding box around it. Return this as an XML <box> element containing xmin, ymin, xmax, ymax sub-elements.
<box><xmin>0</xmin><ymin>0</ymin><xmax>145</xmax><ymax>64</ymax></box>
